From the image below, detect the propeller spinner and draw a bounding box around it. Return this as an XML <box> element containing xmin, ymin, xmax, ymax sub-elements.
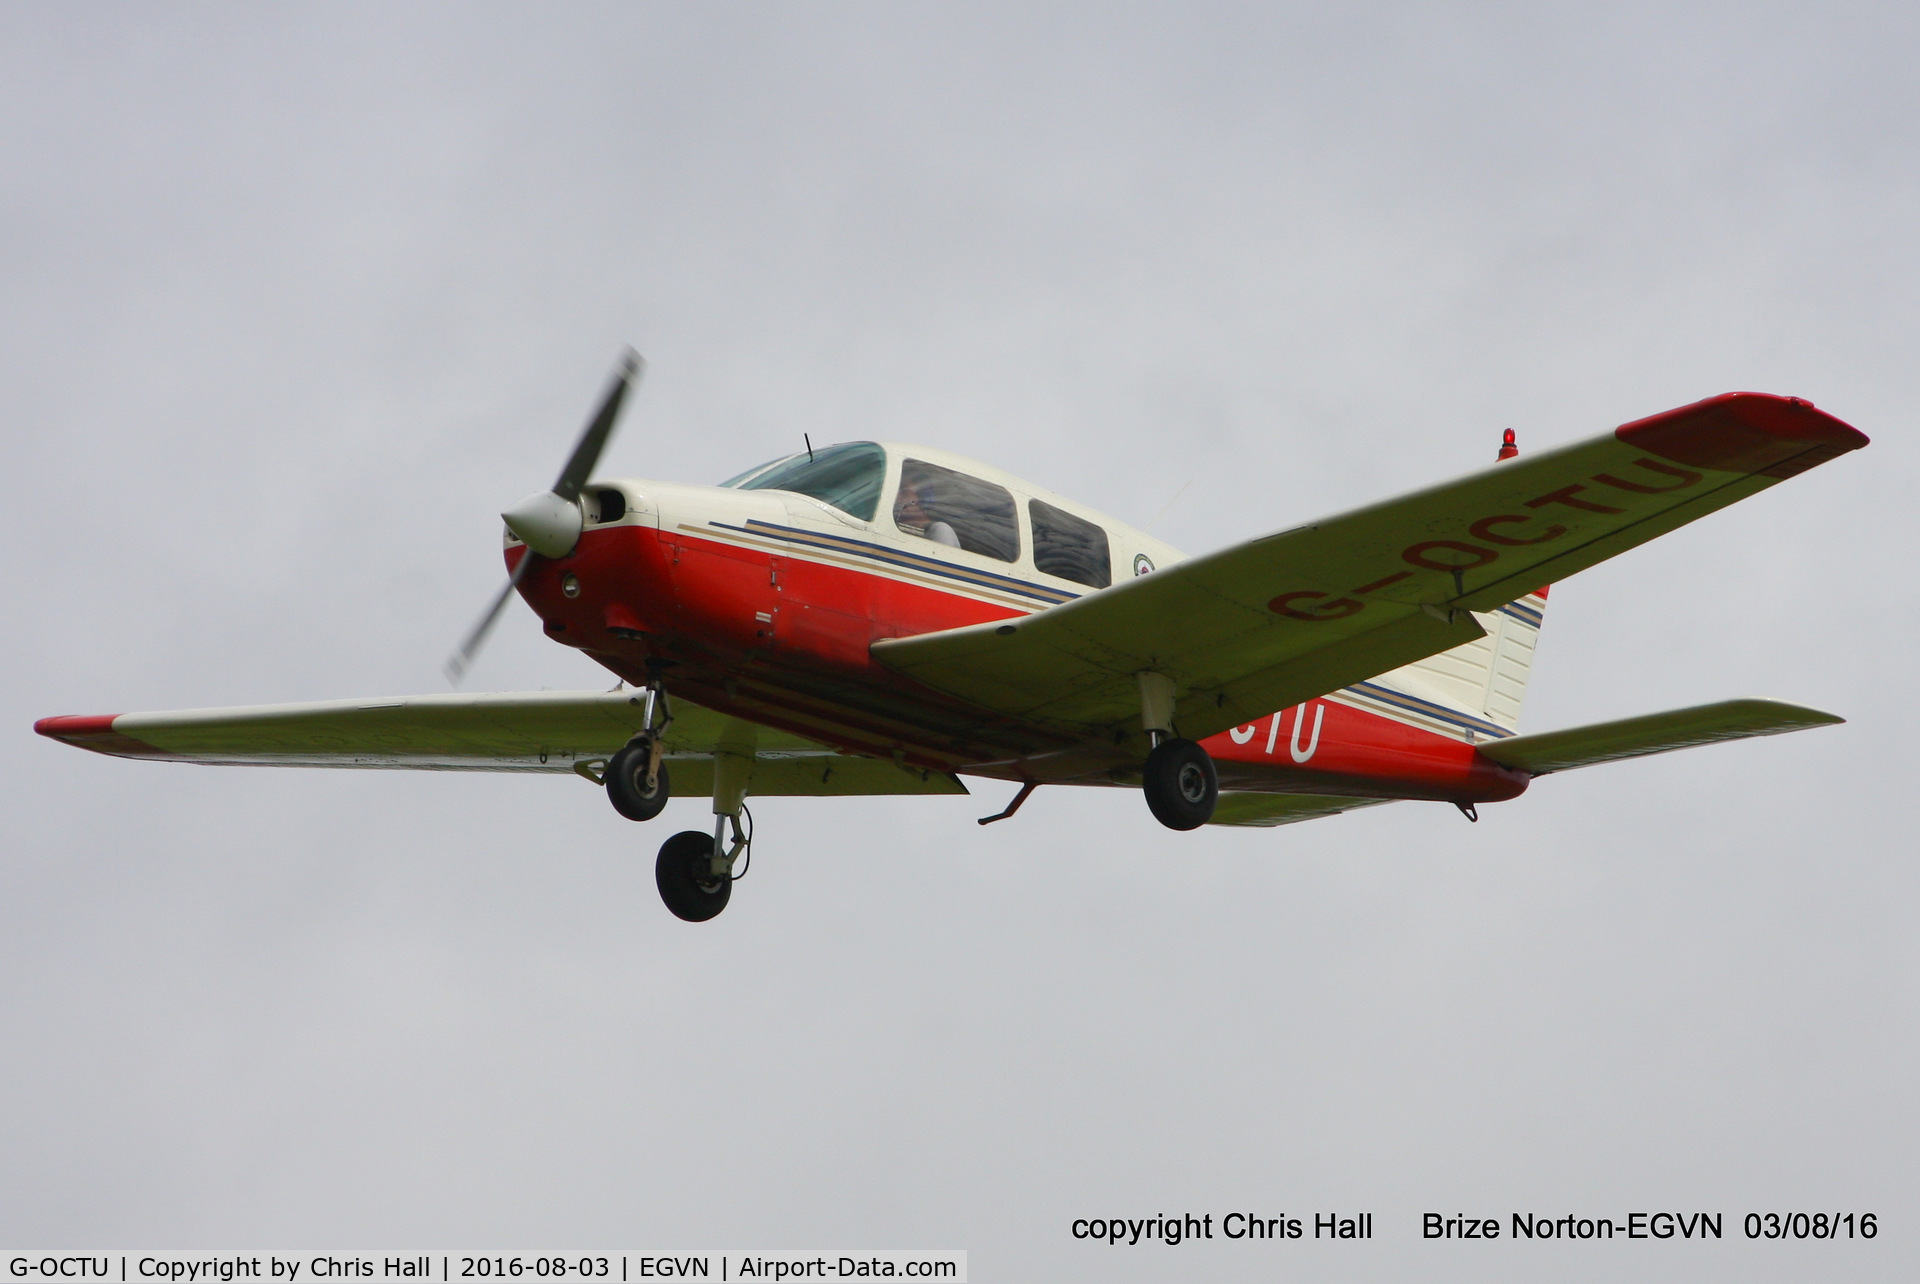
<box><xmin>444</xmin><ymin>348</ymin><xmax>643</xmax><ymax>683</ymax></box>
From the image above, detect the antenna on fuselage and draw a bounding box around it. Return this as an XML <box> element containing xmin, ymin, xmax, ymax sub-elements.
<box><xmin>1145</xmin><ymin>477</ymin><xmax>1194</xmax><ymax>533</ymax></box>
<box><xmin>803</xmin><ymin>433</ymin><xmax>815</xmax><ymax>462</ymax></box>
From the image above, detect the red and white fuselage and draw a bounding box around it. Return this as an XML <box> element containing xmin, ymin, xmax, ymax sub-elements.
<box><xmin>531</xmin><ymin>442</ymin><xmax>1532</xmax><ymax>807</ymax></box>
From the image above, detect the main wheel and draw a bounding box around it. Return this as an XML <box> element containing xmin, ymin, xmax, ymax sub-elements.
<box><xmin>606</xmin><ymin>739</ymin><xmax>670</xmax><ymax>821</ymax></box>
<box><xmin>1141</xmin><ymin>737</ymin><xmax>1218</xmax><ymax>830</ymax></box>
<box><xmin>655</xmin><ymin>829</ymin><xmax>732</xmax><ymax>922</ymax></box>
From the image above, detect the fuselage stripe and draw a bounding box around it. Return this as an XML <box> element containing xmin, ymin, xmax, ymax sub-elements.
<box><xmin>1338</xmin><ymin>680</ymin><xmax>1516</xmax><ymax>740</ymax></box>
<box><xmin>711</xmin><ymin>519</ymin><xmax>1083</xmax><ymax>606</ymax></box>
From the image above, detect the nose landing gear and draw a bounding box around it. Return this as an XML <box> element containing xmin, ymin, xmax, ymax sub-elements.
<box><xmin>606</xmin><ymin>675</ymin><xmax>672</xmax><ymax>821</ymax></box>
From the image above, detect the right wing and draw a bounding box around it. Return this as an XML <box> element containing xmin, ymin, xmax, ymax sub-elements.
<box><xmin>1475</xmin><ymin>699</ymin><xmax>1843</xmax><ymax>776</ymax></box>
<box><xmin>34</xmin><ymin>691</ymin><xmax>965</xmax><ymax>797</ymax></box>
<box><xmin>876</xmin><ymin>393</ymin><xmax>1865</xmax><ymax>748</ymax></box>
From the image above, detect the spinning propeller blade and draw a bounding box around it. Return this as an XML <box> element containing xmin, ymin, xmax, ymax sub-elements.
<box><xmin>554</xmin><ymin>349</ymin><xmax>641</xmax><ymax>502</ymax></box>
<box><xmin>444</xmin><ymin>348</ymin><xmax>644</xmax><ymax>685</ymax></box>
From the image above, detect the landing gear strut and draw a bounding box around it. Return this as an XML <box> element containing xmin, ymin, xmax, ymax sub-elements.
<box><xmin>1135</xmin><ymin>670</ymin><xmax>1217</xmax><ymax>829</ymax></box>
<box><xmin>606</xmin><ymin>675</ymin><xmax>672</xmax><ymax>821</ymax></box>
<box><xmin>654</xmin><ymin>717</ymin><xmax>756</xmax><ymax>922</ymax></box>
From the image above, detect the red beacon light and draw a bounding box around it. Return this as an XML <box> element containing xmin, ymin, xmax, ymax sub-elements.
<box><xmin>1497</xmin><ymin>428</ymin><xmax>1518</xmax><ymax>461</ymax></box>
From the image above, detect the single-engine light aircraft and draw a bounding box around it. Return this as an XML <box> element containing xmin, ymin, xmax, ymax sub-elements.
<box><xmin>37</xmin><ymin>353</ymin><xmax>1868</xmax><ymax>920</ymax></box>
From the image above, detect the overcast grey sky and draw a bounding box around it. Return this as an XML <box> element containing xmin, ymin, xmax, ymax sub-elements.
<box><xmin>3</xmin><ymin>3</ymin><xmax>1915</xmax><ymax>1278</ymax></box>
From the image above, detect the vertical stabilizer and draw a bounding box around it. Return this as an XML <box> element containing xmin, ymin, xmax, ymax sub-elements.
<box><xmin>1337</xmin><ymin>429</ymin><xmax>1549</xmax><ymax>739</ymax></box>
<box><xmin>1362</xmin><ymin>589</ymin><xmax>1548</xmax><ymax>736</ymax></box>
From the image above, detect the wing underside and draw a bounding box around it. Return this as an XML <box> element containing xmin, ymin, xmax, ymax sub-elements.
<box><xmin>34</xmin><ymin>691</ymin><xmax>967</xmax><ymax>797</ymax></box>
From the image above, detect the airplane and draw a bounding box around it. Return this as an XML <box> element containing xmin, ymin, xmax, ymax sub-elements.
<box><xmin>36</xmin><ymin>352</ymin><xmax>1868</xmax><ymax>921</ymax></box>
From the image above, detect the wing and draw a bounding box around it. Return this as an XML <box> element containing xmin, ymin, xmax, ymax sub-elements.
<box><xmin>1475</xmin><ymin>699</ymin><xmax>1842</xmax><ymax>776</ymax></box>
<box><xmin>875</xmin><ymin>393</ymin><xmax>1865</xmax><ymax>746</ymax></box>
<box><xmin>34</xmin><ymin>691</ymin><xmax>966</xmax><ymax>797</ymax></box>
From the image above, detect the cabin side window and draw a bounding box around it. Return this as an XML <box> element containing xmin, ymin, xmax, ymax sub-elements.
<box><xmin>733</xmin><ymin>441</ymin><xmax>886</xmax><ymax>521</ymax></box>
<box><xmin>1029</xmin><ymin>499</ymin><xmax>1111</xmax><ymax>589</ymax></box>
<box><xmin>894</xmin><ymin>459</ymin><xmax>1019</xmax><ymax>562</ymax></box>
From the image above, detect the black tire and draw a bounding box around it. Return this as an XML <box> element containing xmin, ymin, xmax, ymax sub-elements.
<box><xmin>1141</xmin><ymin>737</ymin><xmax>1218</xmax><ymax>830</ymax></box>
<box><xmin>655</xmin><ymin>829</ymin><xmax>732</xmax><ymax>922</ymax></box>
<box><xmin>606</xmin><ymin>739</ymin><xmax>670</xmax><ymax>822</ymax></box>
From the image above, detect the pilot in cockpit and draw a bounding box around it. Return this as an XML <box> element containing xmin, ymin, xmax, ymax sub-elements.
<box><xmin>895</xmin><ymin>478</ymin><xmax>961</xmax><ymax>548</ymax></box>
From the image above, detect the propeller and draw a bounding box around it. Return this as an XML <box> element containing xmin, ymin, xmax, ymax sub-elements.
<box><xmin>444</xmin><ymin>348</ymin><xmax>644</xmax><ymax>683</ymax></box>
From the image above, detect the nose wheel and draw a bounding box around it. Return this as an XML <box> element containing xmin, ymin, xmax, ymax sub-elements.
<box><xmin>1141</xmin><ymin>736</ymin><xmax>1218</xmax><ymax>830</ymax></box>
<box><xmin>606</xmin><ymin>675</ymin><xmax>672</xmax><ymax>821</ymax></box>
<box><xmin>606</xmin><ymin>737</ymin><xmax>670</xmax><ymax>820</ymax></box>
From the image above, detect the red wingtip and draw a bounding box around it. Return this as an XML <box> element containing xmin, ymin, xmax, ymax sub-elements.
<box><xmin>1617</xmin><ymin>392</ymin><xmax>1868</xmax><ymax>478</ymax></box>
<box><xmin>35</xmin><ymin>713</ymin><xmax>119</xmax><ymax>738</ymax></box>
<box><xmin>34</xmin><ymin>714</ymin><xmax>164</xmax><ymax>757</ymax></box>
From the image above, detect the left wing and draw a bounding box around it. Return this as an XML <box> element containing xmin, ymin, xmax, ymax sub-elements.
<box><xmin>34</xmin><ymin>691</ymin><xmax>965</xmax><ymax>797</ymax></box>
<box><xmin>876</xmin><ymin>392</ymin><xmax>1865</xmax><ymax>746</ymax></box>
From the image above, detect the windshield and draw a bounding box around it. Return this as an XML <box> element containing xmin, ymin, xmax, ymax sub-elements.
<box><xmin>718</xmin><ymin>455</ymin><xmax>796</xmax><ymax>489</ymax></box>
<box><xmin>729</xmin><ymin>441</ymin><xmax>886</xmax><ymax>521</ymax></box>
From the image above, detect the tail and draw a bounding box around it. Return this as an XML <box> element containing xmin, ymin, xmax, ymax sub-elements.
<box><xmin>1380</xmin><ymin>586</ymin><xmax>1548</xmax><ymax>737</ymax></box>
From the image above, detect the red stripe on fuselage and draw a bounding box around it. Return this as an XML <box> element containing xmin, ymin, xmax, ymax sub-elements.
<box><xmin>514</xmin><ymin>524</ymin><xmax>1532</xmax><ymax>801</ymax></box>
<box><xmin>512</xmin><ymin>525</ymin><xmax>1076</xmax><ymax>769</ymax></box>
<box><xmin>1204</xmin><ymin>700</ymin><xmax>1529</xmax><ymax>803</ymax></box>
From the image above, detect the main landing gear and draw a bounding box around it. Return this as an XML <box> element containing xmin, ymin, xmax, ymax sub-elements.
<box><xmin>602</xmin><ymin>673</ymin><xmax>753</xmax><ymax>922</ymax></box>
<box><xmin>1142</xmin><ymin>736</ymin><xmax>1218</xmax><ymax>830</ymax></box>
<box><xmin>1136</xmin><ymin>671</ymin><xmax>1218</xmax><ymax>830</ymax></box>
<box><xmin>654</xmin><ymin>817</ymin><xmax>748</xmax><ymax>922</ymax></box>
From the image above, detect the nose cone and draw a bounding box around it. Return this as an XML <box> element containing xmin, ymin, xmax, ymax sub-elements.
<box><xmin>502</xmin><ymin>489</ymin><xmax>584</xmax><ymax>558</ymax></box>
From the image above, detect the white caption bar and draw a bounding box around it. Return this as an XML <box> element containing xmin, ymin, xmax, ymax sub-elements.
<box><xmin>4</xmin><ymin>1256</ymin><xmax>965</xmax><ymax>1284</ymax></box>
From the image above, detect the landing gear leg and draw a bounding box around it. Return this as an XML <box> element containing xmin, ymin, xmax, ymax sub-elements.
<box><xmin>606</xmin><ymin>674</ymin><xmax>674</xmax><ymax>821</ymax></box>
<box><xmin>1135</xmin><ymin>670</ymin><xmax>1218</xmax><ymax>830</ymax></box>
<box><xmin>655</xmin><ymin>731</ymin><xmax>755</xmax><ymax>922</ymax></box>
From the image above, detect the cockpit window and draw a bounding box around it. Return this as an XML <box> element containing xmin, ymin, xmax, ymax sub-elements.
<box><xmin>728</xmin><ymin>442</ymin><xmax>885</xmax><ymax>521</ymax></box>
<box><xmin>1030</xmin><ymin>499</ymin><xmax>1110</xmax><ymax>588</ymax></box>
<box><xmin>718</xmin><ymin>456</ymin><xmax>794</xmax><ymax>489</ymax></box>
<box><xmin>895</xmin><ymin>459</ymin><xmax>1019</xmax><ymax>562</ymax></box>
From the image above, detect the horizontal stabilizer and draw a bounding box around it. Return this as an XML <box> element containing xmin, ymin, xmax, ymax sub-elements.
<box><xmin>1476</xmin><ymin>699</ymin><xmax>1842</xmax><ymax>776</ymax></box>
